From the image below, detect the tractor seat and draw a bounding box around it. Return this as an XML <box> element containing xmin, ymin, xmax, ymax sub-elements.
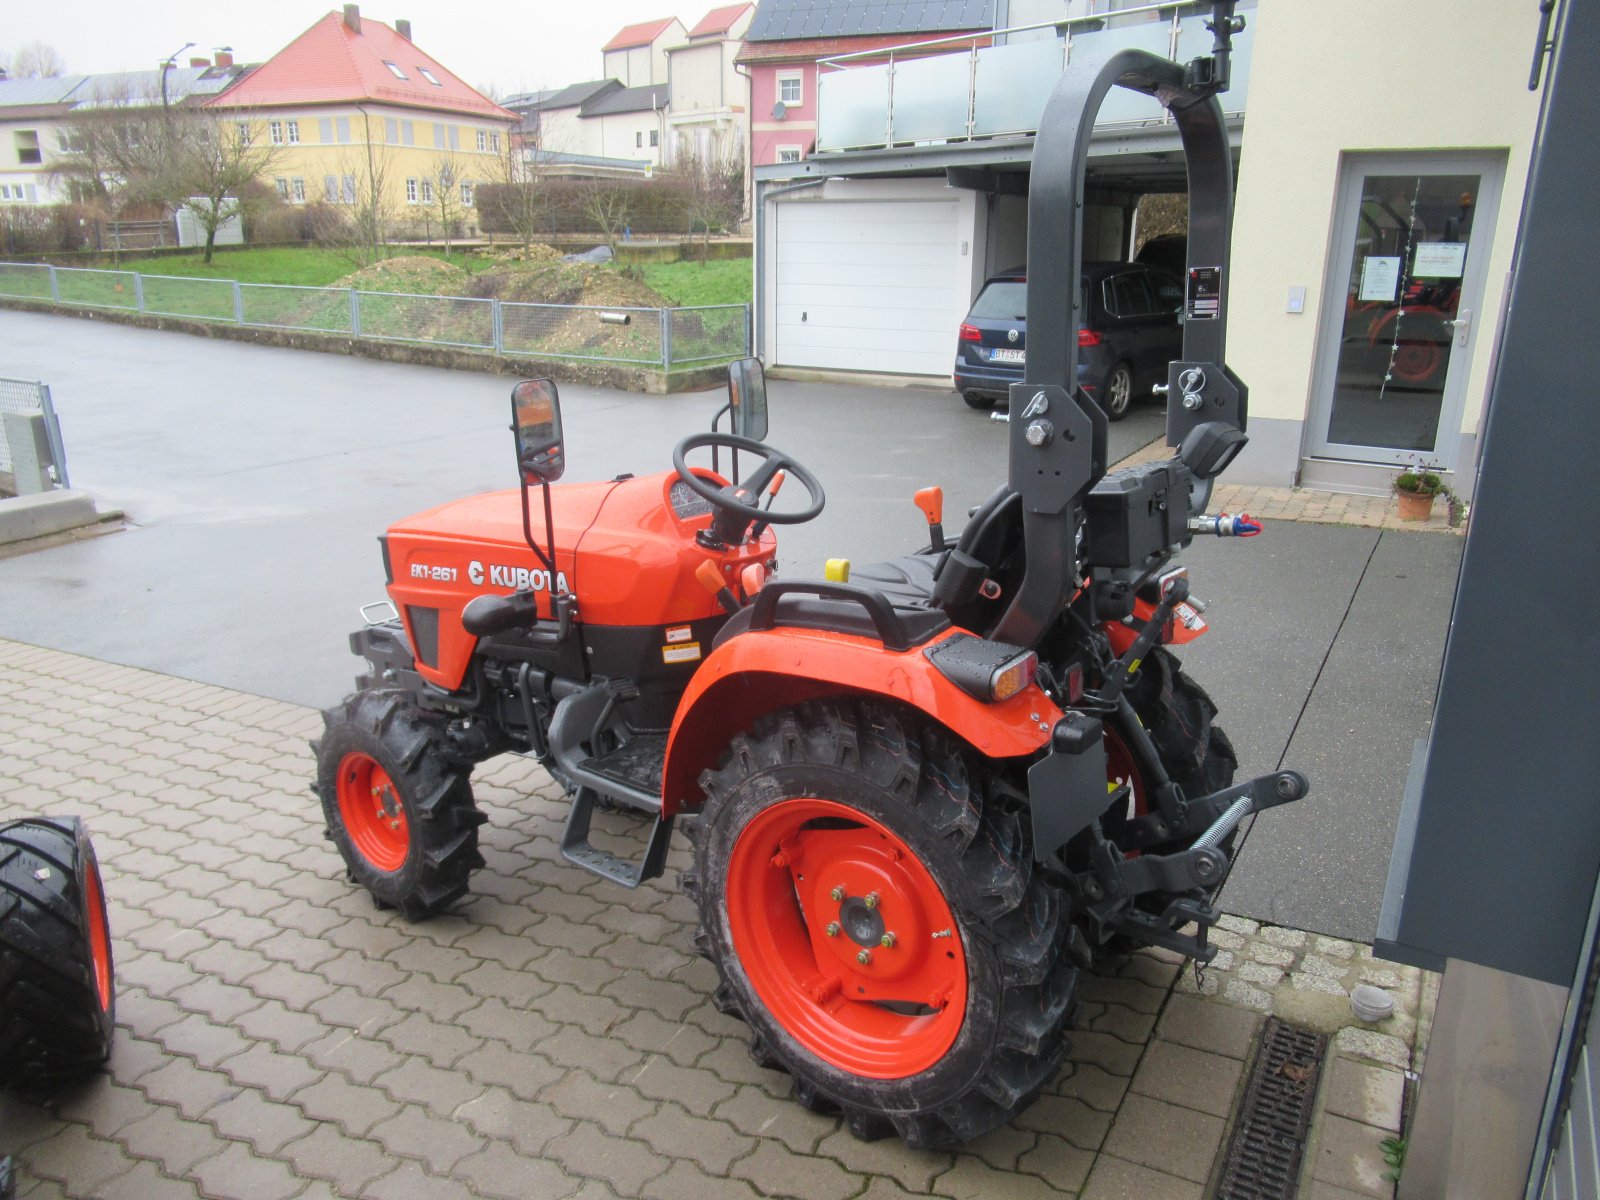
<box><xmin>850</xmin><ymin>551</ymin><xmax>943</xmax><ymax>607</ymax></box>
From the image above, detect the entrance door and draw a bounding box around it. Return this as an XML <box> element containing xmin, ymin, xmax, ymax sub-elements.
<box><xmin>1307</xmin><ymin>154</ymin><xmax>1503</xmax><ymax>469</ymax></box>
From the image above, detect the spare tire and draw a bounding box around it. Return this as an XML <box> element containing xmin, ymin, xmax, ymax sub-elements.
<box><xmin>0</xmin><ymin>817</ymin><xmax>115</xmax><ymax>1094</ymax></box>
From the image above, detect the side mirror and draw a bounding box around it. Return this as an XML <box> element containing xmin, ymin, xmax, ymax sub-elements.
<box><xmin>726</xmin><ymin>358</ymin><xmax>768</xmax><ymax>442</ymax></box>
<box><xmin>511</xmin><ymin>379</ymin><xmax>564</xmax><ymax>485</ymax></box>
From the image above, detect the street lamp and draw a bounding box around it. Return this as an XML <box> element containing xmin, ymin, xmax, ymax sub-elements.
<box><xmin>160</xmin><ymin>41</ymin><xmax>196</xmax><ymax>111</ymax></box>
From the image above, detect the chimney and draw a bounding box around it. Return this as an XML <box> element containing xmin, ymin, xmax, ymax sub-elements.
<box><xmin>343</xmin><ymin>4</ymin><xmax>361</xmax><ymax>32</ymax></box>
<box><xmin>215</xmin><ymin>50</ymin><xmax>234</xmax><ymax>68</ymax></box>
<box><xmin>189</xmin><ymin>57</ymin><xmax>210</xmax><ymax>68</ymax></box>
<box><xmin>395</xmin><ymin>19</ymin><xmax>412</xmax><ymax>40</ymax></box>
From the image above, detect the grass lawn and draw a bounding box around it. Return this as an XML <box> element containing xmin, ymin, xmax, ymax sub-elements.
<box><xmin>113</xmin><ymin>246</ymin><xmax>468</xmax><ymax>287</ymax></box>
<box><xmin>631</xmin><ymin>257</ymin><xmax>753</xmax><ymax>307</ymax></box>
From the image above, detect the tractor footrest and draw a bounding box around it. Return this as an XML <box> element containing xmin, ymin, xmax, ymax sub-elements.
<box><xmin>560</xmin><ymin>786</ymin><xmax>674</xmax><ymax>889</ymax></box>
<box><xmin>578</xmin><ymin>733</ymin><xmax>666</xmax><ymax>802</ymax></box>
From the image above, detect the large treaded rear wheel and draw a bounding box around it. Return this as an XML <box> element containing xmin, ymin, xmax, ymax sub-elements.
<box><xmin>685</xmin><ymin>700</ymin><xmax>1076</xmax><ymax>1148</ymax></box>
<box><xmin>314</xmin><ymin>690</ymin><xmax>485</xmax><ymax>920</ymax></box>
<box><xmin>0</xmin><ymin>817</ymin><xmax>115</xmax><ymax>1095</ymax></box>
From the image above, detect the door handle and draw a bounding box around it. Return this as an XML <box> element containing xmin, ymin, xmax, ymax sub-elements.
<box><xmin>1445</xmin><ymin>308</ymin><xmax>1472</xmax><ymax>347</ymax></box>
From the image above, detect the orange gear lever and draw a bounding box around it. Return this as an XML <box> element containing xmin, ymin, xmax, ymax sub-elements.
<box><xmin>695</xmin><ymin>560</ymin><xmax>741</xmax><ymax>614</ymax></box>
<box><xmin>914</xmin><ymin>486</ymin><xmax>946</xmax><ymax>553</ymax></box>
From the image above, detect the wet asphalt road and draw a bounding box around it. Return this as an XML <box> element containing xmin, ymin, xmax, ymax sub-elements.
<box><xmin>0</xmin><ymin>309</ymin><xmax>1462</xmax><ymax>940</ymax></box>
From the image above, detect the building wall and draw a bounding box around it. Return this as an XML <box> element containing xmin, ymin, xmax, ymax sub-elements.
<box><xmin>1228</xmin><ymin>0</ymin><xmax>1541</xmax><ymax>487</ymax></box>
<box><xmin>0</xmin><ymin>116</ymin><xmax>69</xmax><ymax>205</ymax></box>
<box><xmin>592</xmin><ymin>110</ymin><xmax>666</xmax><ymax>165</ymax></box>
<box><xmin>670</xmin><ymin>43</ymin><xmax>726</xmax><ymax>113</ymax></box>
<box><xmin>537</xmin><ymin>105</ymin><xmax>596</xmax><ymax>158</ymax></box>
<box><xmin>749</xmin><ymin>62</ymin><xmax>819</xmax><ymax>165</ymax></box>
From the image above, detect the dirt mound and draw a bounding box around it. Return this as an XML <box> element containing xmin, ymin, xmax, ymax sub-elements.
<box><xmin>489</xmin><ymin>243</ymin><xmax>565</xmax><ymax>266</ymax></box>
<box><xmin>334</xmin><ymin>255</ymin><xmax>472</xmax><ymax>296</ymax></box>
<box><xmin>467</xmin><ymin>260</ymin><xmax>667</xmax><ymax>309</ymax></box>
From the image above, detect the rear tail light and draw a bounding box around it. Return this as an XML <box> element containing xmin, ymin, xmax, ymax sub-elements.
<box><xmin>1077</xmin><ymin>328</ymin><xmax>1102</xmax><ymax>347</ymax></box>
<box><xmin>959</xmin><ymin>323</ymin><xmax>981</xmax><ymax>342</ymax></box>
<box><xmin>1063</xmin><ymin>662</ymin><xmax>1084</xmax><ymax>704</ymax></box>
<box><xmin>990</xmin><ymin>651</ymin><xmax>1039</xmax><ymax>702</ymax></box>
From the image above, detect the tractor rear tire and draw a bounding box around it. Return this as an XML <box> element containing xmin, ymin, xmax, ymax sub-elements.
<box><xmin>685</xmin><ymin>700</ymin><xmax>1076</xmax><ymax>1148</ymax></box>
<box><xmin>315</xmin><ymin>690</ymin><xmax>485</xmax><ymax>921</ymax></box>
<box><xmin>0</xmin><ymin>817</ymin><xmax>116</xmax><ymax>1095</ymax></box>
<box><xmin>1126</xmin><ymin>647</ymin><xmax>1237</xmax><ymax>802</ymax></box>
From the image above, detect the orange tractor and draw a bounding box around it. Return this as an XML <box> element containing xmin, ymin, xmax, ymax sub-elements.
<box><xmin>315</xmin><ymin>3</ymin><xmax>1305</xmax><ymax>1146</ymax></box>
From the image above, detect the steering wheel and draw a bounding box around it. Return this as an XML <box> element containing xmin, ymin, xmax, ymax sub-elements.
<box><xmin>672</xmin><ymin>432</ymin><xmax>826</xmax><ymax>543</ymax></box>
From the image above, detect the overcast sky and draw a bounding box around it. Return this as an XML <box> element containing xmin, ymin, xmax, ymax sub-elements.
<box><xmin>2</xmin><ymin>1</ymin><xmax>703</xmax><ymax>98</ymax></box>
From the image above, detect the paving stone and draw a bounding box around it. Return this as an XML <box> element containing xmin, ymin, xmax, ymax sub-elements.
<box><xmin>1130</xmin><ymin>1040</ymin><xmax>1244</xmax><ymax>1118</ymax></box>
<box><xmin>1013</xmin><ymin>1090</ymin><xmax>1114</xmax><ymax>1152</ymax></box>
<box><xmin>932</xmin><ymin>1153</ymin><xmax>1073</xmax><ymax>1200</ymax></box>
<box><xmin>1101</xmin><ymin>1094</ymin><xmax>1225</xmax><ymax>1184</ymax></box>
<box><xmin>536</xmin><ymin>987</ymin><xmax>631</xmax><ymax>1037</ymax></box>
<box><xmin>811</xmin><ymin>1125</ymin><xmax>951</xmax><ymax>1192</ymax></box>
<box><xmin>377</xmin><ymin>1010</ymin><xmax>483</xmax><ymax>1068</ymax></box>
<box><xmin>1261</xmin><ymin>926</ymin><xmax>1308</xmax><ymax>948</ymax></box>
<box><xmin>187</xmin><ymin>1141</ymin><xmax>303</xmax><ymax>1200</ymax></box>
<box><xmin>546</xmin><ymin>1120</ymin><xmax>671</xmax><ymax>1195</ymax></box>
<box><xmin>455</xmin><ymin>1039</ymin><xmax>565</xmax><ymax>1101</ymax></box>
<box><xmin>17</xmin><ymin>1123</ymin><xmax>135</xmax><ymax>1193</ymax></box>
<box><xmin>455</xmin><ymin>997</ymin><xmax>558</xmax><ymax>1054</ymax></box>
<box><xmin>298</xmin><ymin>1028</ymin><xmax>407</xmax><ymax>1085</ymax></box>
<box><xmin>171</xmin><ymin>977</ymin><xmax>266</xmax><ymax>1026</ymax></box>
<box><xmin>201</xmin><ymin>1086</ymin><xmax>317</xmax><ymax>1156</ymax></box>
<box><xmin>315</xmin><ymin>949</ymin><xmax>414</xmax><ymax>997</ymax></box>
<box><xmin>1292</xmin><ymin>974</ymin><xmax>1349</xmax><ymax>996</ymax></box>
<box><xmin>1087</xmin><ymin>1001</ymin><xmax>1158</xmax><ymax>1044</ymax></box>
<box><xmin>133</xmin><ymin>1056</ymin><xmax>241</xmax><ymax>1121</ymax></box>
<box><xmin>230</xmin><ymin>1000</ymin><xmax>329</xmax><ymax>1055</ymax></box>
<box><xmin>277</xmin><ymin>1124</ymin><xmax>395</xmax><ymax>1190</ymax></box>
<box><xmin>367</xmin><ymin>1102</ymin><xmax>487</xmax><ymax>1174</ymax></box>
<box><xmin>1079</xmin><ymin>1154</ymin><xmax>1205</xmax><ymax>1200</ymax></box>
<box><xmin>454</xmin><ymin>1087</ymin><xmax>572</xmax><ymax>1157</ymax></box>
<box><xmin>452</xmin><ymin>1140</ymin><xmax>583</xmax><ymax>1200</ymax></box>
<box><xmin>1216</xmin><ymin>915</ymin><xmax>1260</xmax><ymax>936</ymax></box>
<box><xmin>1305</xmin><ymin>1182</ymin><xmax>1382</xmax><ymax>1200</ymax></box>
<box><xmin>729</xmin><ymin>1139</ymin><xmax>860</xmax><ymax>1200</ymax></box>
<box><xmin>1016</xmin><ymin>1132</ymin><xmax>1095</xmax><ymax>1192</ymax></box>
<box><xmin>712</xmin><ymin>1083</ymin><xmax>835</xmax><ymax>1155</ymax></box>
<box><xmin>1077</xmin><ymin>973</ymin><xmax>1166</xmax><ymax>1015</ymax></box>
<box><xmin>1209</xmin><ymin>929</ymin><xmax>1245</xmax><ymax>951</ymax></box>
<box><xmin>52</xmin><ymin>1079</ymin><xmax>158</xmax><ymax>1140</ymax></box>
<box><xmin>1324</xmin><ymin>1057</ymin><xmax>1405</xmax><ymax>1133</ymax></box>
<box><xmin>963</xmin><ymin>1120</ymin><xmax>1038</xmax><ymax>1172</ymax></box>
<box><xmin>600</xmin><ymin>974</ymin><xmax>703</xmax><ymax>1023</ymax></box>
<box><xmin>545</xmin><ymin>1071</ymin><xmax>659</xmax><ymax>1138</ymax></box>
<box><xmin>626</xmin><ymin>1057</ymin><xmax>738</xmax><ymax>1116</ymax></box>
<box><xmin>1316</xmin><ymin>936</ymin><xmax>1358</xmax><ymax>960</ymax></box>
<box><xmin>363</xmin><ymin>1159</ymin><xmax>483</xmax><ymax>1200</ymax></box>
<box><xmin>1249</xmin><ymin>943</ymin><xmax>1295</xmax><ymax>967</ymax></box>
<box><xmin>151</xmin><ymin>1012</ymin><xmax>254</xmax><ymax>1070</ymax></box>
<box><xmin>1311</xmin><ymin>1113</ymin><xmax>1396</xmax><ymax>1197</ymax></box>
<box><xmin>1055</xmin><ymin>1061</ymin><xmax>1130</xmax><ymax>1114</ymax></box>
<box><xmin>373</xmin><ymin>1053</ymin><xmax>492</xmax><ymax>1119</ymax></box>
<box><xmin>1223</xmin><ymin>979</ymin><xmax>1274</xmax><ymax>1011</ymax></box>
<box><xmin>89</xmin><ymin>1157</ymin><xmax>206</xmax><ymax>1200</ymax></box>
<box><xmin>692</xmin><ymin>1037</ymin><xmax>787</xmax><ymax>1090</ymax></box>
<box><xmin>243</xmin><ymin>962</ymin><xmax>339</xmax><ymax>1010</ymax></box>
<box><xmin>1301</xmin><ymin>955</ymin><xmax>1352</xmax><ymax>980</ymax></box>
<box><xmin>1066</xmin><ymin>1030</ymin><xmax>1144</xmax><ymax>1077</ymax></box>
<box><xmin>1238</xmin><ymin>962</ymin><xmax>1285</xmax><ymax>988</ymax></box>
<box><xmin>634</xmin><ymin>1101</ymin><xmax>756</xmax><ymax>1175</ymax></box>
<box><xmin>214</xmin><ymin>1043</ymin><xmax>323</xmax><ymax>1103</ymax></box>
<box><xmin>307</xmin><ymin>988</ymin><xmax>407</xmax><ymax>1036</ymax></box>
<box><xmin>114</xmin><ymin>1103</ymin><xmax>229</xmax><ymax>1176</ymax></box>
<box><xmin>641</xmin><ymin>1159</ymin><xmax>763</xmax><ymax>1200</ymax></box>
<box><xmin>1360</xmin><ymin>967</ymin><xmax>1403</xmax><ymax>990</ymax></box>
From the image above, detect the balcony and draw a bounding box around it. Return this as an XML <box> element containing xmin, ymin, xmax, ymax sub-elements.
<box><xmin>814</xmin><ymin>1</ymin><xmax>1254</xmax><ymax>155</ymax></box>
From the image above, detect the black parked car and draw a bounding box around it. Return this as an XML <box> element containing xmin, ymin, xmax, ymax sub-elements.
<box><xmin>954</xmin><ymin>262</ymin><xmax>1185</xmax><ymax>420</ymax></box>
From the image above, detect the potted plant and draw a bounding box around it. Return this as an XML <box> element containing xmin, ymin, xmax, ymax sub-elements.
<box><xmin>1392</xmin><ymin>463</ymin><xmax>1464</xmax><ymax>527</ymax></box>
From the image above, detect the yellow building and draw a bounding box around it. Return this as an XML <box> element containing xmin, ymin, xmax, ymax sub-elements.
<box><xmin>210</xmin><ymin>6</ymin><xmax>516</xmax><ymax>231</ymax></box>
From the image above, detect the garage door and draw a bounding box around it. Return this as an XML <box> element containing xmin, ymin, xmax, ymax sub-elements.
<box><xmin>774</xmin><ymin>199</ymin><xmax>959</xmax><ymax>376</ymax></box>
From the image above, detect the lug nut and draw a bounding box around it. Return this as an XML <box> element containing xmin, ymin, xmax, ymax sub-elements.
<box><xmin>857</xmin><ymin>950</ymin><xmax>872</xmax><ymax>965</ymax></box>
<box><xmin>824</xmin><ymin>922</ymin><xmax>840</xmax><ymax>937</ymax></box>
<box><xmin>830</xmin><ymin>885</ymin><xmax>846</xmax><ymax>902</ymax></box>
<box><xmin>880</xmin><ymin>933</ymin><xmax>896</xmax><ymax>949</ymax></box>
<box><xmin>864</xmin><ymin>891</ymin><xmax>880</xmax><ymax>909</ymax></box>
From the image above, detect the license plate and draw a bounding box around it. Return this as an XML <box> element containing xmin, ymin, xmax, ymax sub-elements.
<box><xmin>990</xmin><ymin>348</ymin><xmax>1025</xmax><ymax>363</ymax></box>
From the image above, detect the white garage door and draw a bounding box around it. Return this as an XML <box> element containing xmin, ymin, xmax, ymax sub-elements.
<box><xmin>774</xmin><ymin>199</ymin><xmax>959</xmax><ymax>376</ymax></box>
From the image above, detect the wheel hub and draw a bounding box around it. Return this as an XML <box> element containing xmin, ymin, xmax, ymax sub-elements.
<box><xmin>838</xmin><ymin>895</ymin><xmax>885</xmax><ymax>948</ymax></box>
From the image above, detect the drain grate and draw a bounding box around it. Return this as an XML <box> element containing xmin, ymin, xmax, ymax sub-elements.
<box><xmin>1213</xmin><ymin>1016</ymin><xmax>1329</xmax><ymax>1200</ymax></box>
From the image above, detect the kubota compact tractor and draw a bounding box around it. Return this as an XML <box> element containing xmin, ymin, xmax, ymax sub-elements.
<box><xmin>315</xmin><ymin>3</ymin><xmax>1306</xmax><ymax>1146</ymax></box>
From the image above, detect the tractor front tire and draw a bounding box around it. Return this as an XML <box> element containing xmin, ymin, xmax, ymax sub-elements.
<box><xmin>315</xmin><ymin>690</ymin><xmax>485</xmax><ymax>920</ymax></box>
<box><xmin>1127</xmin><ymin>646</ymin><xmax>1237</xmax><ymax>802</ymax></box>
<box><xmin>0</xmin><ymin>817</ymin><xmax>116</xmax><ymax>1095</ymax></box>
<box><xmin>686</xmin><ymin>701</ymin><xmax>1075</xmax><ymax>1148</ymax></box>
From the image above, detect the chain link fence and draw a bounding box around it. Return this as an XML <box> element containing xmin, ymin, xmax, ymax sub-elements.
<box><xmin>0</xmin><ymin>262</ymin><xmax>750</xmax><ymax>372</ymax></box>
<box><xmin>0</xmin><ymin>377</ymin><xmax>68</xmax><ymax>490</ymax></box>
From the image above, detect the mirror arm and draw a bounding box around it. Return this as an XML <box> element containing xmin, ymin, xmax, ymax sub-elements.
<box><xmin>518</xmin><ymin>479</ymin><xmax>557</xmax><ymax>576</ymax></box>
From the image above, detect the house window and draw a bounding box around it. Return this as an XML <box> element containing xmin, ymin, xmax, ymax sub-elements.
<box><xmin>402</xmin><ymin>121</ymin><xmax>415</xmax><ymax>145</ymax></box>
<box><xmin>448</xmin><ymin>126</ymin><xmax>459</xmax><ymax>150</ymax></box>
<box><xmin>336</xmin><ymin>117</ymin><xmax>352</xmax><ymax>144</ymax></box>
<box><xmin>406</xmin><ymin>178</ymin><xmax>418</xmax><ymax>203</ymax></box>
<box><xmin>489</xmin><ymin>132</ymin><xmax>499</xmax><ymax>152</ymax></box>
<box><xmin>476</xmin><ymin>130</ymin><xmax>487</xmax><ymax>152</ymax></box>
<box><xmin>421</xmin><ymin>180</ymin><xmax>434</xmax><ymax>203</ymax></box>
<box><xmin>342</xmin><ymin>175</ymin><xmax>356</xmax><ymax>204</ymax></box>
<box><xmin>461</xmin><ymin>180</ymin><xmax>474</xmax><ymax>206</ymax></box>
<box><xmin>386</xmin><ymin>118</ymin><xmax>399</xmax><ymax>144</ymax></box>
<box><xmin>319</xmin><ymin>118</ymin><xmax>334</xmax><ymax>143</ymax></box>
<box><xmin>433</xmin><ymin>125</ymin><xmax>445</xmax><ymax>149</ymax></box>
<box><xmin>275</xmin><ymin>178</ymin><xmax>289</xmax><ymax>199</ymax></box>
<box><xmin>292</xmin><ymin>178</ymin><xmax>305</xmax><ymax>203</ymax></box>
<box><xmin>324</xmin><ymin>176</ymin><xmax>338</xmax><ymax>202</ymax></box>
<box><xmin>776</xmin><ymin>146</ymin><xmax>802</xmax><ymax>163</ymax></box>
<box><xmin>236</xmin><ymin>123</ymin><xmax>251</xmax><ymax>146</ymax></box>
<box><xmin>777</xmin><ymin>74</ymin><xmax>802</xmax><ymax>105</ymax></box>
<box><xmin>383</xmin><ymin>61</ymin><xmax>408</xmax><ymax>80</ymax></box>
<box><xmin>649</xmin><ymin>129</ymin><xmax>659</xmax><ymax>147</ymax></box>
<box><xmin>12</xmin><ymin>131</ymin><xmax>41</xmax><ymax>164</ymax></box>
<box><xmin>418</xmin><ymin>67</ymin><xmax>441</xmax><ymax>86</ymax></box>
<box><xmin>270</xmin><ymin>121</ymin><xmax>283</xmax><ymax>144</ymax></box>
<box><xmin>636</xmin><ymin>132</ymin><xmax>643</xmax><ymax>148</ymax></box>
<box><xmin>287</xmin><ymin>120</ymin><xmax>300</xmax><ymax>144</ymax></box>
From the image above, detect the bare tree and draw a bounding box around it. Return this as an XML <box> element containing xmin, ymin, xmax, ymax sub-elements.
<box><xmin>671</xmin><ymin>135</ymin><xmax>746</xmax><ymax>260</ymax></box>
<box><xmin>579</xmin><ymin>178</ymin><xmax>632</xmax><ymax>260</ymax></box>
<box><xmin>166</xmin><ymin>113</ymin><xmax>287</xmax><ymax>262</ymax></box>
<box><xmin>11</xmin><ymin>41</ymin><xmax>66</xmax><ymax>78</ymax></box>
<box><xmin>424</xmin><ymin>154</ymin><xmax>467</xmax><ymax>256</ymax></box>
<box><xmin>491</xmin><ymin>142</ymin><xmax>555</xmax><ymax>252</ymax></box>
<box><xmin>49</xmin><ymin>79</ymin><xmax>168</xmax><ymax>212</ymax></box>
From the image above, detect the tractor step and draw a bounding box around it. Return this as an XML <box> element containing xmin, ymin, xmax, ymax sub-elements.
<box><xmin>578</xmin><ymin>733</ymin><xmax>666</xmax><ymax>804</ymax></box>
<box><xmin>560</xmin><ymin>786</ymin><xmax>675</xmax><ymax>888</ymax></box>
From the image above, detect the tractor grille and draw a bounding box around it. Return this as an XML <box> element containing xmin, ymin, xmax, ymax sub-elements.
<box><xmin>1213</xmin><ymin>1016</ymin><xmax>1328</xmax><ymax>1200</ymax></box>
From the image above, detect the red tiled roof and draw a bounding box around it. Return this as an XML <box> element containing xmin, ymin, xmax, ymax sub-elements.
<box><xmin>603</xmin><ymin>17</ymin><xmax>680</xmax><ymax>52</ymax></box>
<box><xmin>210</xmin><ymin>11</ymin><xmax>515</xmax><ymax>120</ymax></box>
<box><xmin>688</xmin><ymin>4</ymin><xmax>753</xmax><ymax>38</ymax></box>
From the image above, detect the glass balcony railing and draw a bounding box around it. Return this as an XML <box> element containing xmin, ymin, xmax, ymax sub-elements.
<box><xmin>814</xmin><ymin>0</ymin><xmax>1254</xmax><ymax>153</ymax></box>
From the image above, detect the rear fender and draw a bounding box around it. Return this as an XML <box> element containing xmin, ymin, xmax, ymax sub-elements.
<box><xmin>1103</xmin><ymin>595</ymin><xmax>1207</xmax><ymax>655</ymax></box>
<box><xmin>661</xmin><ymin>627</ymin><xmax>1061</xmax><ymax>817</ymax></box>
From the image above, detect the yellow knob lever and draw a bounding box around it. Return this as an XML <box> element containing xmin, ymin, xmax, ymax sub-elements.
<box><xmin>824</xmin><ymin>558</ymin><xmax>851</xmax><ymax>583</ymax></box>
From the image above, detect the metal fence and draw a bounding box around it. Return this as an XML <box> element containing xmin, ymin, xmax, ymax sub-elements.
<box><xmin>0</xmin><ymin>376</ymin><xmax>68</xmax><ymax>489</ymax></box>
<box><xmin>0</xmin><ymin>262</ymin><xmax>750</xmax><ymax>371</ymax></box>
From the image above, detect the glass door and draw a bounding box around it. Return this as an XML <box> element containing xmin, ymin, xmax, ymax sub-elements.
<box><xmin>1308</xmin><ymin>154</ymin><xmax>1504</xmax><ymax>468</ymax></box>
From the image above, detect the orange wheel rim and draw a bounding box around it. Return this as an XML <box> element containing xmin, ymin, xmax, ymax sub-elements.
<box><xmin>336</xmin><ymin>752</ymin><xmax>410</xmax><ymax>873</ymax></box>
<box><xmin>83</xmin><ymin>857</ymin><xmax>113</xmax><ymax>1012</ymax></box>
<box><xmin>726</xmin><ymin>798</ymin><xmax>967</xmax><ymax>1079</ymax></box>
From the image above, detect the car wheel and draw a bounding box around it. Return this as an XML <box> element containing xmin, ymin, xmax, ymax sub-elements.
<box><xmin>1103</xmin><ymin>362</ymin><xmax>1134</xmax><ymax>420</ymax></box>
<box><xmin>961</xmin><ymin>392</ymin><xmax>993</xmax><ymax>411</ymax></box>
